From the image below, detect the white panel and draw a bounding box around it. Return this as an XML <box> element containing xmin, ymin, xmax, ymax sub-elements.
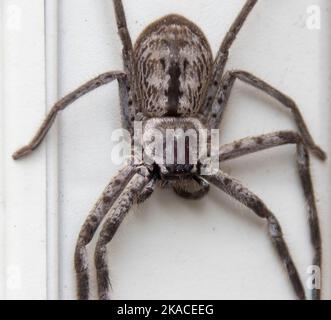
<box><xmin>1</xmin><ymin>0</ymin><xmax>47</xmax><ymax>299</ymax></box>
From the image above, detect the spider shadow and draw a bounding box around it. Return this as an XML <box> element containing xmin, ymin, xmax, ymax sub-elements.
<box><xmin>140</xmin><ymin>179</ymin><xmax>266</xmax><ymax>235</ymax></box>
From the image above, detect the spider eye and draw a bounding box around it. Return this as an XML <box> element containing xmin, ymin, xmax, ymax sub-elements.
<box><xmin>159</xmin><ymin>58</ymin><xmax>166</xmax><ymax>70</ymax></box>
<box><xmin>183</xmin><ymin>59</ymin><xmax>189</xmax><ymax>72</ymax></box>
<box><xmin>166</xmin><ymin>164</ymin><xmax>194</xmax><ymax>174</ymax></box>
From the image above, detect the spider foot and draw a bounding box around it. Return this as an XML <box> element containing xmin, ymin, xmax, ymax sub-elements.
<box><xmin>311</xmin><ymin>145</ymin><xmax>327</xmax><ymax>161</ymax></box>
<box><xmin>12</xmin><ymin>145</ymin><xmax>33</xmax><ymax>160</ymax></box>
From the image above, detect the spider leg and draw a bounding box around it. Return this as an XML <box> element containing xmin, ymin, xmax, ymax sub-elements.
<box><xmin>112</xmin><ymin>0</ymin><xmax>141</xmax><ymax>130</ymax></box>
<box><xmin>12</xmin><ymin>71</ymin><xmax>125</xmax><ymax>160</ymax></box>
<box><xmin>217</xmin><ymin>131</ymin><xmax>322</xmax><ymax>299</ymax></box>
<box><xmin>117</xmin><ymin>75</ymin><xmax>136</xmax><ymax>132</ymax></box>
<box><xmin>207</xmin><ymin>70</ymin><xmax>326</xmax><ymax>160</ymax></box>
<box><xmin>74</xmin><ymin>165</ymin><xmax>137</xmax><ymax>300</ymax></box>
<box><xmin>112</xmin><ymin>0</ymin><xmax>134</xmax><ymax>78</ymax></box>
<box><xmin>219</xmin><ymin>130</ymin><xmax>304</xmax><ymax>162</ymax></box>
<box><xmin>94</xmin><ymin>166</ymin><xmax>153</xmax><ymax>300</ymax></box>
<box><xmin>203</xmin><ymin>0</ymin><xmax>258</xmax><ymax>112</ymax></box>
<box><xmin>297</xmin><ymin>144</ymin><xmax>321</xmax><ymax>300</ymax></box>
<box><xmin>136</xmin><ymin>174</ymin><xmax>157</xmax><ymax>204</ymax></box>
<box><xmin>203</xmin><ymin>169</ymin><xmax>306</xmax><ymax>300</ymax></box>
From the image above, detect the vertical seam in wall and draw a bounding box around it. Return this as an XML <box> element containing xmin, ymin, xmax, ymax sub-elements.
<box><xmin>0</xmin><ymin>0</ymin><xmax>6</xmax><ymax>300</ymax></box>
<box><xmin>45</xmin><ymin>0</ymin><xmax>59</xmax><ymax>300</ymax></box>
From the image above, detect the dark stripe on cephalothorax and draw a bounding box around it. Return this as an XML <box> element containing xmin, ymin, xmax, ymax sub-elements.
<box><xmin>166</xmin><ymin>61</ymin><xmax>182</xmax><ymax>116</ymax></box>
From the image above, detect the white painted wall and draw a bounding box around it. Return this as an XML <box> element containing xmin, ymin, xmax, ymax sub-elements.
<box><xmin>1</xmin><ymin>0</ymin><xmax>331</xmax><ymax>300</ymax></box>
<box><xmin>1</xmin><ymin>0</ymin><xmax>47</xmax><ymax>299</ymax></box>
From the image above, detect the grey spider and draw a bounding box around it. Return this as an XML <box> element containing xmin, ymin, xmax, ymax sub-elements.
<box><xmin>13</xmin><ymin>0</ymin><xmax>326</xmax><ymax>300</ymax></box>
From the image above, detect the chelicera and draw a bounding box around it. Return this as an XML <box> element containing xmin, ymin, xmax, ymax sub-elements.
<box><xmin>13</xmin><ymin>0</ymin><xmax>326</xmax><ymax>300</ymax></box>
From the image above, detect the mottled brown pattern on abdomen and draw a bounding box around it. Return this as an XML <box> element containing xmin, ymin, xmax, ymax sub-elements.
<box><xmin>134</xmin><ymin>14</ymin><xmax>213</xmax><ymax>117</ymax></box>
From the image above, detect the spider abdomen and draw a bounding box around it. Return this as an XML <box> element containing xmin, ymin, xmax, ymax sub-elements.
<box><xmin>134</xmin><ymin>14</ymin><xmax>213</xmax><ymax>117</ymax></box>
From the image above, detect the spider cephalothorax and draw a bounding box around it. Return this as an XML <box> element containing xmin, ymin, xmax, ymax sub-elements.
<box><xmin>141</xmin><ymin>117</ymin><xmax>209</xmax><ymax>196</ymax></box>
<box><xmin>13</xmin><ymin>0</ymin><xmax>326</xmax><ymax>300</ymax></box>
